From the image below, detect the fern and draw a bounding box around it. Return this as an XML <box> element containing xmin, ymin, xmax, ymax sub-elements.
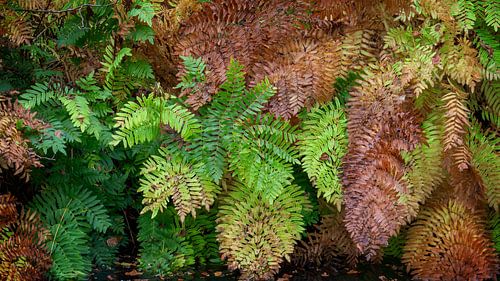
<box><xmin>229</xmin><ymin>114</ymin><xmax>300</xmax><ymax>202</ymax></box>
<box><xmin>298</xmin><ymin>98</ymin><xmax>348</xmax><ymax>210</ymax></box>
<box><xmin>111</xmin><ymin>94</ymin><xmax>201</xmax><ymax>147</ymax></box>
<box><xmin>139</xmin><ymin>147</ymin><xmax>220</xmax><ymax>221</ymax></box>
<box><xmin>29</xmin><ymin>185</ymin><xmax>112</xmax><ymax>280</ymax></box>
<box><xmin>137</xmin><ymin>207</ymin><xmax>220</xmax><ymax>277</ymax></box>
<box><xmin>401</xmin><ymin>110</ymin><xmax>446</xmax><ymax>218</ymax></box>
<box><xmin>190</xmin><ymin>58</ymin><xmax>276</xmax><ymax>183</ymax></box>
<box><xmin>217</xmin><ymin>181</ymin><xmax>310</xmax><ymax>280</ymax></box>
<box><xmin>466</xmin><ymin>121</ymin><xmax>500</xmax><ymax>211</ymax></box>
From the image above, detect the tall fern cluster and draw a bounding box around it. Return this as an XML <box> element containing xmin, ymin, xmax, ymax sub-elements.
<box><xmin>112</xmin><ymin>57</ymin><xmax>311</xmax><ymax>277</ymax></box>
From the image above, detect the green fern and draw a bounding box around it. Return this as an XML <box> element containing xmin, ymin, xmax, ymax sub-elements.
<box><xmin>111</xmin><ymin>94</ymin><xmax>201</xmax><ymax>147</ymax></box>
<box><xmin>229</xmin><ymin>114</ymin><xmax>300</xmax><ymax>201</ymax></box>
<box><xmin>190</xmin><ymin>58</ymin><xmax>276</xmax><ymax>183</ymax></box>
<box><xmin>217</xmin><ymin>182</ymin><xmax>310</xmax><ymax>280</ymax></box>
<box><xmin>466</xmin><ymin>120</ymin><xmax>500</xmax><ymax>211</ymax></box>
<box><xmin>30</xmin><ymin>185</ymin><xmax>112</xmax><ymax>280</ymax></box>
<box><xmin>139</xmin><ymin>147</ymin><xmax>220</xmax><ymax>221</ymax></box>
<box><xmin>175</xmin><ymin>56</ymin><xmax>206</xmax><ymax>93</ymax></box>
<box><xmin>401</xmin><ymin>110</ymin><xmax>446</xmax><ymax>217</ymax></box>
<box><xmin>298</xmin><ymin>98</ymin><xmax>348</xmax><ymax>210</ymax></box>
<box><xmin>137</xmin><ymin>207</ymin><xmax>220</xmax><ymax>277</ymax></box>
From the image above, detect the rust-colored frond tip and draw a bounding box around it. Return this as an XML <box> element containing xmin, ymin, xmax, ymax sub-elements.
<box><xmin>0</xmin><ymin>193</ymin><xmax>18</xmax><ymax>228</ymax></box>
<box><xmin>0</xmin><ymin>196</ymin><xmax>52</xmax><ymax>281</ymax></box>
<box><xmin>0</xmin><ymin>100</ymin><xmax>47</xmax><ymax>181</ymax></box>
<box><xmin>403</xmin><ymin>198</ymin><xmax>498</xmax><ymax>281</ymax></box>
<box><xmin>343</xmin><ymin>65</ymin><xmax>423</xmax><ymax>259</ymax></box>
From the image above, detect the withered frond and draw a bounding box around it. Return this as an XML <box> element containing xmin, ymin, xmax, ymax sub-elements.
<box><xmin>402</xmin><ymin>196</ymin><xmax>498</xmax><ymax>281</ymax></box>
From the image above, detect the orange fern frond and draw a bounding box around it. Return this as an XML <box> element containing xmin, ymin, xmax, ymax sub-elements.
<box><xmin>402</xmin><ymin>195</ymin><xmax>498</xmax><ymax>280</ymax></box>
<box><xmin>0</xmin><ymin>196</ymin><xmax>52</xmax><ymax>281</ymax></box>
<box><xmin>343</xmin><ymin>64</ymin><xmax>423</xmax><ymax>259</ymax></box>
<box><xmin>0</xmin><ymin>100</ymin><xmax>47</xmax><ymax>181</ymax></box>
<box><xmin>0</xmin><ymin>193</ymin><xmax>18</xmax><ymax>228</ymax></box>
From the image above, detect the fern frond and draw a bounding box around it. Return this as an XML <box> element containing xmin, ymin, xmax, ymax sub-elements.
<box><xmin>59</xmin><ymin>95</ymin><xmax>92</xmax><ymax>132</ymax></box>
<box><xmin>0</xmin><ymin>207</ymin><xmax>51</xmax><ymax>281</ymax></box>
<box><xmin>139</xmin><ymin>148</ymin><xmax>219</xmax><ymax>222</ymax></box>
<box><xmin>217</xmin><ymin>182</ymin><xmax>310</xmax><ymax>280</ymax></box>
<box><xmin>229</xmin><ymin>114</ymin><xmax>299</xmax><ymax>202</ymax></box>
<box><xmin>30</xmin><ymin>185</ymin><xmax>113</xmax><ymax>280</ymax></box>
<box><xmin>442</xmin><ymin>90</ymin><xmax>470</xmax><ymax>169</ymax></box>
<box><xmin>466</xmin><ymin>122</ymin><xmax>500</xmax><ymax>211</ymax></box>
<box><xmin>402</xmin><ymin>198</ymin><xmax>498</xmax><ymax>280</ymax></box>
<box><xmin>190</xmin><ymin>59</ymin><xmax>275</xmax><ymax>183</ymax></box>
<box><xmin>111</xmin><ymin>94</ymin><xmax>201</xmax><ymax>147</ymax></box>
<box><xmin>402</xmin><ymin>111</ymin><xmax>445</xmax><ymax>218</ymax></box>
<box><xmin>299</xmin><ymin>98</ymin><xmax>348</xmax><ymax>210</ymax></box>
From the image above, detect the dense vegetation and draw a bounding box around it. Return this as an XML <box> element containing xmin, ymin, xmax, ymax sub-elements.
<box><xmin>0</xmin><ymin>0</ymin><xmax>499</xmax><ymax>280</ymax></box>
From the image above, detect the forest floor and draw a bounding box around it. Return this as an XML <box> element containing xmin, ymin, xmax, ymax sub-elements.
<box><xmin>89</xmin><ymin>256</ymin><xmax>410</xmax><ymax>281</ymax></box>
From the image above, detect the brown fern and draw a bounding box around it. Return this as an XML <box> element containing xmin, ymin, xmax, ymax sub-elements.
<box><xmin>0</xmin><ymin>100</ymin><xmax>47</xmax><ymax>181</ymax></box>
<box><xmin>0</xmin><ymin>193</ymin><xmax>18</xmax><ymax>228</ymax></box>
<box><xmin>293</xmin><ymin>210</ymin><xmax>359</xmax><ymax>268</ymax></box>
<box><xmin>342</xmin><ymin>63</ymin><xmax>424</xmax><ymax>259</ymax></box>
<box><xmin>0</xmin><ymin>195</ymin><xmax>52</xmax><ymax>281</ymax></box>
<box><xmin>402</xmin><ymin>188</ymin><xmax>498</xmax><ymax>280</ymax></box>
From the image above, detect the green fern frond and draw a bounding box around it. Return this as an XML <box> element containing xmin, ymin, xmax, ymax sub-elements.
<box><xmin>490</xmin><ymin>212</ymin><xmax>500</xmax><ymax>253</ymax></box>
<box><xmin>30</xmin><ymin>186</ymin><xmax>112</xmax><ymax>280</ymax></box>
<box><xmin>402</xmin><ymin>111</ymin><xmax>445</xmax><ymax>218</ymax></box>
<box><xmin>298</xmin><ymin>98</ymin><xmax>348</xmax><ymax>210</ymax></box>
<box><xmin>466</xmin><ymin>121</ymin><xmax>500</xmax><ymax>211</ymax></box>
<box><xmin>452</xmin><ymin>0</ymin><xmax>476</xmax><ymax>32</ymax></box>
<box><xmin>139</xmin><ymin>147</ymin><xmax>219</xmax><ymax>222</ymax></box>
<box><xmin>20</xmin><ymin>82</ymin><xmax>60</xmax><ymax>109</ymax></box>
<box><xmin>217</xmin><ymin>182</ymin><xmax>310</xmax><ymax>280</ymax></box>
<box><xmin>228</xmin><ymin>114</ymin><xmax>299</xmax><ymax>201</ymax></box>
<box><xmin>137</xmin><ymin>207</ymin><xmax>219</xmax><ymax>277</ymax></box>
<box><xmin>175</xmin><ymin>56</ymin><xmax>206</xmax><ymax>93</ymax></box>
<box><xmin>111</xmin><ymin>94</ymin><xmax>201</xmax><ymax>147</ymax></box>
<box><xmin>190</xmin><ymin>59</ymin><xmax>275</xmax><ymax>183</ymax></box>
<box><xmin>59</xmin><ymin>95</ymin><xmax>91</xmax><ymax>132</ymax></box>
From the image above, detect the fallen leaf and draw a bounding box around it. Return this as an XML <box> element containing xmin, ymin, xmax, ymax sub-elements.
<box><xmin>125</xmin><ymin>269</ymin><xmax>143</xmax><ymax>276</ymax></box>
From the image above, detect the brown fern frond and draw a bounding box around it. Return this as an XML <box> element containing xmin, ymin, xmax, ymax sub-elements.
<box><xmin>0</xmin><ymin>198</ymin><xmax>52</xmax><ymax>281</ymax></box>
<box><xmin>18</xmin><ymin>0</ymin><xmax>50</xmax><ymax>10</ymax></box>
<box><xmin>0</xmin><ymin>193</ymin><xmax>18</xmax><ymax>228</ymax></box>
<box><xmin>6</xmin><ymin>16</ymin><xmax>33</xmax><ymax>46</ymax></box>
<box><xmin>253</xmin><ymin>32</ymin><xmax>343</xmax><ymax>118</ymax></box>
<box><xmin>402</xmin><ymin>195</ymin><xmax>498</xmax><ymax>280</ymax></box>
<box><xmin>0</xmin><ymin>100</ymin><xmax>47</xmax><ymax>181</ymax></box>
<box><xmin>175</xmin><ymin>0</ymin><xmax>309</xmax><ymax>110</ymax></box>
<box><xmin>308</xmin><ymin>0</ymin><xmax>410</xmax><ymax>28</ymax></box>
<box><xmin>443</xmin><ymin>38</ymin><xmax>482</xmax><ymax>91</ymax></box>
<box><xmin>442</xmin><ymin>90</ymin><xmax>470</xmax><ymax>170</ymax></box>
<box><xmin>343</xmin><ymin>64</ymin><xmax>424</xmax><ymax>259</ymax></box>
<box><xmin>293</xmin><ymin>210</ymin><xmax>360</xmax><ymax>268</ymax></box>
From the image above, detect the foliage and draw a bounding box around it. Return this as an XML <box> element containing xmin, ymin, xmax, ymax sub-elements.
<box><xmin>1</xmin><ymin>0</ymin><xmax>500</xmax><ymax>280</ymax></box>
<box><xmin>402</xmin><ymin>195</ymin><xmax>497</xmax><ymax>280</ymax></box>
<box><xmin>299</xmin><ymin>98</ymin><xmax>348</xmax><ymax>210</ymax></box>
<box><xmin>217</xmin><ymin>181</ymin><xmax>310</xmax><ymax>280</ymax></box>
<box><xmin>137</xmin><ymin>207</ymin><xmax>220</xmax><ymax>277</ymax></box>
<box><xmin>0</xmin><ymin>194</ymin><xmax>52</xmax><ymax>281</ymax></box>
